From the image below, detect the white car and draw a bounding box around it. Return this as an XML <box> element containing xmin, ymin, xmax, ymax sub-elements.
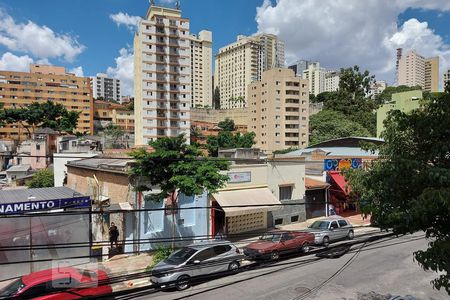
<box><xmin>304</xmin><ymin>217</ymin><xmax>354</xmax><ymax>247</ymax></box>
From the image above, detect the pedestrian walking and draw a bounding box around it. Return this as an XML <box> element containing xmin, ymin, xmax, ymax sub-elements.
<box><xmin>109</xmin><ymin>222</ymin><xmax>119</xmax><ymax>248</ymax></box>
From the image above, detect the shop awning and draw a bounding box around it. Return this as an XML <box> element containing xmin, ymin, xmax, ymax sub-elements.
<box><xmin>329</xmin><ymin>172</ymin><xmax>350</xmax><ymax>196</ymax></box>
<box><xmin>212</xmin><ymin>187</ymin><xmax>281</xmax><ymax>217</ymax></box>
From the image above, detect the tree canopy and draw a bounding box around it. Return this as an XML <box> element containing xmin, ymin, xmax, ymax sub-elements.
<box><xmin>347</xmin><ymin>86</ymin><xmax>450</xmax><ymax>294</ymax></box>
<box><xmin>309</xmin><ymin>110</ymin><xmax>371</xmax><ymax>145</ymax></box>
<box><xmin>213</xmin><ymin>87</ymin><xmax>221</xmax><ymax>109</ymax></box>
<box><xmin>103</xmin><ymin>123</ymin><xmax>125</xmax><ymax>146</ymax></box>
<box><xmin>307</xmin><ymin>66</ymin><xmax>383</xmax><ymax>144</ymax></box>
<box><xmin>1</xmin><ymin>101</ymin><xmax>80</xmax><ymax>136</ymax></box>
<box><xmin>218</xmin><ymin>118</ymin><xmax>235</xmax><ymax>131</ymax></box>
<box><xmin>206</xmin><ymin>131</ymin><xmax>256</xmax><ymax>157</ymax></box>
<box><xmin>129</xmin><ymin>134</ymin><xmax>230</xmax><ymax>201</ymax></box>
<box><xmin>26</xmin><ymin>169</ymin><xmax>54</xmax><ymax>188</ymax></box>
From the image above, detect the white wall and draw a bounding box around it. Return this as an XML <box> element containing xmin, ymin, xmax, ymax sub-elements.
<box><xmin>53</xmin><ymin>153</ymin><xmax>98</xmax><ymax>187</ymax></box>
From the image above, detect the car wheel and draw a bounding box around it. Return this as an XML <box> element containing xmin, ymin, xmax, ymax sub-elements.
<box><xmin>347</xmin><ymin>230</ymin><xmax>354</xmax><ymax>240</ymax></box>
<box><xmin>176</xmin><ymin>275</ymin><xmax>191</xmax><ymax>291</ymax></box>
<box><xmin>228</xmin><ymin>261</ymin><xmax>240</xmax><ymax>272</ymax></box>
<box><xmin>270</xmin><ymin>251</ymin><xmax>279</xmax><ymax>261</ymax></box>
<box><xmin>322</xmin><ymin>236</ymin><xmax>330</xmax><ymax>248</ymax></box>
<box><xmin>301</xmin><ymin>242</ymin><xmax>310</xmax><ymax>253</ymax></box>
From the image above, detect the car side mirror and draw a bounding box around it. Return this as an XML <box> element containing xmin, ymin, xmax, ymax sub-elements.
<box><xmin>193</xmin><ymin>260</ymin><xmax>200</xmax><ymax>264</ymax></box>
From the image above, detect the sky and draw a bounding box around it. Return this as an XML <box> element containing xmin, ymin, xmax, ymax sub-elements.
<box><xmin>0</xmin><ymin>0</ymin><xmax>450</xmax><ymax>96</ymax></box>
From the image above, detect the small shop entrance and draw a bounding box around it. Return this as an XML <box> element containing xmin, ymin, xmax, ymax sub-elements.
<box><xmin>211</xmin><ymin>201</ymin><xmax>225</xmax><ymax>236</ymax></box>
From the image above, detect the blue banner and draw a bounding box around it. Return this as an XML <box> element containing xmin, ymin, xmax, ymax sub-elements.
<box><xmin>0</xmin><ymin>197</ymin><xmax>91</xmax><ymax>215</ymax></box>
<box><xmin>324</xmin><ymin>158</ymin><xmax>362</xmax><ymax>171</ymax></box>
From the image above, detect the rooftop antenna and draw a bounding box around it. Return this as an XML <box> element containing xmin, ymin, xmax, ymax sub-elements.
<box><xmin>150</xmin><ymin>0</ymin><xmax>155</xmax><ymax>5</ymax></box>
<box><xmin>176</xmin><ymin>0</ymin><xmax>180</xmax><ymax>9</ymax></box>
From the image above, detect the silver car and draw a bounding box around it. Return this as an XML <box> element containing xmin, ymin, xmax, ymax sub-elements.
<box><xmin>304</xmin><ymin>217</ymin><xmax>354</xmax><ymax>247</ymax></box>
<box><xmin>150</xmin><ymin>240</ymin><xmax>242</xmax><ymax>290</ymax></box>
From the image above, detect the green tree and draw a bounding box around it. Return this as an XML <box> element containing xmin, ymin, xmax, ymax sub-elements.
<box><xmin>309</xmin><ymin>94</ymin><xmax>316</xmax><ymax>103</ymax></box>
<box><xmin>218</xmin><ymin>118</ymin><xmax>235</xmax><ymax>131</ymax></box>
<box><xmin>126</xmin><ymin>101</ymin><xmax>134</xmax><ymax>111</ymax></box>
<box><xmin>26</xmin><ymin>169</ymin><xmax>54</xmax><ymax>188</ymax></box>
<box><xmin>2</xmin><ymin>101</ymin><xmax>80</xmax><ymax>136</ymax></box>
<box><xmin>206</xmin><ymin>131</ymin><xmax>256</xmax><ymax>157</ymax></box>
<box><xmin>103</xmin><ymin>123</ymin><xmax>125</xmax><ymax>146</ymax></box>
<box><xmin>309</xmin><ymin>110</ymin><xmax>371</xmax><ymax>145</ymax></box>
<box><xmin>347</xmin><ymin>86</ymin><xmax>450</xmax><ymax>294</ymax></box>
<box><xmin>129</xmin><ymin>135</ymin><xmax>230</xmax><ymax>248</ymax></box>
<box><xmin>322</xmin><ymin>66</ymin><xmax>377</xmax><ymax>135</ymax></box>
<box><xmin>213</xmin><ymin>87</ymin><xmax>221</xmax><ymax>109</ymax></box>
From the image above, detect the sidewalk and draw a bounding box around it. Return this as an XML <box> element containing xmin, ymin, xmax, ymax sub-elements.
<box><xmin>105</xmin><ymin>214</ymin><xmax>375</xmax><ymax>292</ymax></box>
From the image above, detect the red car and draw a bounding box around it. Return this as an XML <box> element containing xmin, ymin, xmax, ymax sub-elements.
<box><xmin>243</xmin><ymin>230</ymin><xmax>315</xmax><ymax>260</ymax></box>
<box><xmin>0</xmin><ymin>267</ymin><xmax>112</xmax><ymax>299</ymax></box>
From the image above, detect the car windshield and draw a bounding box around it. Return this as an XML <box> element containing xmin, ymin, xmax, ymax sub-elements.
<box><xmin>165</xmin><ymin>247</ymin><xmax>197</xmax><ymax>264</ymax></box>
<box><xmin>259</xmin><ymin>233</ymin><xmax>282</xmax><ymax>242</ymax></box>
<box><xmin>0</xmin><ymin>278</ymin><xmax>26</xmax><ymax>298</ymax></box>
<box><xmin>308</xmin><ymin>221</ymin><xmax>330</xmax><ymax>229</ymax></box>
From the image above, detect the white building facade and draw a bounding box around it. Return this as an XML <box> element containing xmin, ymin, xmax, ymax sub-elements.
<box><xmin>134</xmin><ymin>4</ymin><xmax>192</xmax><ymax>145</ymax></box>
<box><xmin>90</xmin><ymin>73</ymin><xmax>121</xmax><ymax>102</ymax></box>
<box><xmin>190</xmin><ymin>30</ymin><xmax>213</xmax><ymax>108</ymax></box>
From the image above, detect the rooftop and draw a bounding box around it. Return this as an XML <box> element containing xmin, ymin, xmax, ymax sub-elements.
<box><xmin>6</xmin><ymin>164</ymin><xmax>31</xmax><ymax>172</ymax></box>
<box><xmin>0</xmin><ymin>186</ymin><xmax>84</xmax><ymax>204</ymax></box>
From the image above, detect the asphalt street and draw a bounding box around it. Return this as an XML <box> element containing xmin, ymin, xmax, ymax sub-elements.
<box><xmin>123</xmin><ymin>232</ymin><xmax>448</xmax><ymax>300</ymax></box>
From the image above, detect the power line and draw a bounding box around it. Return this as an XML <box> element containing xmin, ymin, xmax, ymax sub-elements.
<box><xmin>0</xmin><ymin>200</ymin><xmax>352</xmax><ymax>218</ymax></box>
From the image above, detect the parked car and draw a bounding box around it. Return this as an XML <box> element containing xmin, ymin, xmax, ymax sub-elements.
<box><xmin>243</xmin><ymin>230</ymin><xmax>315</xmax><ymax>260</ymax></box>
<box><xmin>151</xmin><ymin>240</ymin><xmax>242</xmax><ymax>291</ymax></box>
<box><xmin>304</xmin><ymin>217</ymin><xmax>354</xmax><ymax>247</ymax></box>
<box><xmin>0</xmin><ymin>267</ymin><xmax>112</xmax><ymax>299</ymax></box>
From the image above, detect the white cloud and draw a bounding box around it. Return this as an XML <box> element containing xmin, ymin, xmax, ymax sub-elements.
<box><xmin>69</xmin><ymin>66</ymin><xmax>84</xmax><ymax>77</ymax></box>
<box><xmin>0</xmin><ymin>52</ymin><xmax>33</xmax><ymax>71</ymax></box>
<box><xmin>107</xmin><ymin>48</ymin><xmax>134</xmax><ymax>96</ymax></box>
<box><xmin>256</xmin><ymin>0</ymin><xmax>450</xmax><ymax>87</ymax></box>
<box><xmin>0</xmin><ymin>10</ymin><xmax>85</xmax><ymax>62</ymax></box>
<box><xmin>110</xmin><ymin>12</ymin><xmax>141</xmax><ymax>31</ymax></box>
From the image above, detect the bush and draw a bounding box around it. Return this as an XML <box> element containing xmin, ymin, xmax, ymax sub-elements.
<box><xmin>145</xmin><ymin>246</ymin><xmax>172</xmax><ymax>272</ymax></box>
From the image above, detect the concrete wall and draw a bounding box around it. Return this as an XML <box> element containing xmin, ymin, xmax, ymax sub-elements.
<box><xmin>53</xmin><ymin>153</ymin><xmax>98</xmax><ymax>187</ymax></box>
<box><xmin>138</xmin><ymin>191</ymin><xmax>209</xmax><ymax>251</ymax></box>
<box><xmin>190</xmin><ymin>108</ymin><xmax>249</xmax><ymax>125</ymax></box>
<box><xmin>220</xmin><ymin>159</ymin><xmax>307</xmax><ymax>227</ymax></box>
<box><xmin>376</xmin><ymin>90</ymin><xmax>423</xmax><ymax>137</ymax></box>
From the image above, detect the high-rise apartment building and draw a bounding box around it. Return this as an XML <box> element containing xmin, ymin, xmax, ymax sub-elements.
<box><xmin>302</xmin><ymin>62</ymin><xmax>326</xmax><ymax>96</ymax></box>
<box><xmin>214</xmin><ymin>33</ymin><xmax>285</xmax><ymax>109</ymax></box>
<box><xmin>0</xmin><ymin>64</ymin><xmax>93</xmax><ymax>139</ymax></box>
<box><xmin>134</xmin><ymin>4</ymin><xmax>191</xmax><ymax>146</ymax></box>
<box><xmin>424</xmin><ymin>57</ymin><xmax>439</xmax><ymax>92</ymax></box>
<box><xmin>397</xmin><ymin>49</ymin><xmax>439</xmax><ymax>92</ymax></box>
<box><xmin>257</xmin><ymin>33</ymin><xmax>285</xmax><ymax>70</ymax></box>
<box><xmin>444</xmin><ymin>68</ymin><xmax>450</xmax><ymax>88</ymax></box>
<box><xmin>90</xmin><ymin>73</ymin><xmax>121</xmax><ymax>102</ymax></box>
<box><xmin>324</xmin><ymin>71</ymin><xmax>340</xmax><ymax>92</ymax></box>
<box><xmin>288</xmin><ymin>60</ymin><xmax>309</xmax><ymax>77</ymax></box>
<box><xmin>190</xmin><ymin>30</ymin><xmax>212</xmax><ymax>108</ymax></box>
<box><xmin>248</xmin><ymin>68</ymin><xmax>309</xmax><ymax>153</ymax></box>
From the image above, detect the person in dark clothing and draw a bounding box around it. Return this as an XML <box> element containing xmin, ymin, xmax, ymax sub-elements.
<box><xmin>109</xmin><ymin>222</ymin><xmax>119</xmax><ymax>248</ymax></box>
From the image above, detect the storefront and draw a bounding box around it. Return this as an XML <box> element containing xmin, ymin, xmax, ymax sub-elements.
<box><xmin>0</xmin><ymin>187</ymin><xmax>91</xmax><ymax>281</ymax></box>
<box><xmin>211</xmin><ymin>187</ymin><xmax>282</xmax><ymax>236</ymax></box>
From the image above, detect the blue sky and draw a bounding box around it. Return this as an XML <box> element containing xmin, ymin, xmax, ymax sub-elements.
<box><xmin>1</xmin><ymin>0</ymin><xmax>450</xmax><ymax>95</ymax></box>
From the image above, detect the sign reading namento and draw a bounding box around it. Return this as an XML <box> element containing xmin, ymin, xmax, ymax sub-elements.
<box><xmin>0</xmin><ymin>197</ymin><xmax>91</xmax><ymax>215</ymax></box>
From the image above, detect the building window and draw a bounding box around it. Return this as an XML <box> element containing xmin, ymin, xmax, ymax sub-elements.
<box><xmin>291</xmin><ymin>215</ymin><xmax>299</xmax><ymax>222</ymax></box>
<box><xmin>279</xmin><ymin>186</ymin><xmax>293</xmax><ymax>200</ymax></box>
<box><xmin>275</xmin><ymin>218</ymin><xmax>283</xmax><ymax>225</ymax></box>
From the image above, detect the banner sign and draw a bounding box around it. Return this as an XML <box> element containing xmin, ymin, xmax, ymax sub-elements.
<box><xmin>228</xmin><ymin>172</ymin><xmax>251</xmax><ymax>183</ymax></box>
<box><xmin>0</xmin><ymin>197</ymin><xmax>91</xmax><ymax>215</ymax></box>
<box><xmin>324</xmin><ymin>158</ymin><xmax>362</xmax><ymax>171</ymax></box>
